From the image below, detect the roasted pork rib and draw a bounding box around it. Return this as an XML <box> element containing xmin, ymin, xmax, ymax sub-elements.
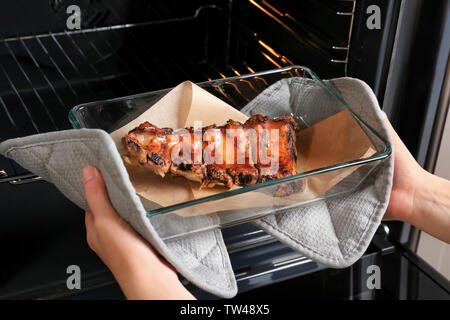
<box><xmin>122</xmin><ymin>114</ymin><xmax>299</xmax><ymax>188</ymax></box>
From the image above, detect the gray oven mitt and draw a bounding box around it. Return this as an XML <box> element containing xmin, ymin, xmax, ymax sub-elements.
<box><xmin>242</xmin><ymin>77</ymin><xmax>393</xmax><ymax>268</ymax></box>
<box><xmin>0</xmin><ymin>129</ymin><xmax>237</xmax><ymax>298</ymax></box>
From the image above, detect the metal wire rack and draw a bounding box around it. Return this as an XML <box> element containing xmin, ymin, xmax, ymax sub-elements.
<box><xmin>0</xmin><ymin>0</ymin><xmax>356</xmax><ymax>184</ymax></box>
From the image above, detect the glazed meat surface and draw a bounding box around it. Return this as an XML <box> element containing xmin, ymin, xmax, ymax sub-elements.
<box><xmin>122</xmin><ymin>114</ymin><xmax>299</xmax><ymax>188</ymax></box>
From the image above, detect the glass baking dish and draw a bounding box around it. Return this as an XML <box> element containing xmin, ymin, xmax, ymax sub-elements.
<box><xmin>69</xmin><ymin>66</ymin><xmax>391</xmax><ymax>241</ymax></box>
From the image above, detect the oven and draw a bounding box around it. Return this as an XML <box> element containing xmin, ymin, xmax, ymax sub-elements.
<box><xmin>0</xmin><ymin>0</ymin><xmax>449</xmax><ymax>299</ymax></box>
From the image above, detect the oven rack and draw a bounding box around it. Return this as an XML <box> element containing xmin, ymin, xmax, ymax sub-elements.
<box><xmin>0</xmin><ymin>0</ymin><xmax>356</xmax><ymax>184</ymax></box>
<box><xmin>0</xmin><ymin>13</ymin><xmax>249</xmax><ymax>183</ymax></box>
<box><xmin>247</xmin><ymin>0</ymin><xmax>356</xmax><ymax>73</ymax></box>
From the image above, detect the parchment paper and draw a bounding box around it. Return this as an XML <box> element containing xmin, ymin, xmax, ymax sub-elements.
<box><xmin>110</xmin><ymin>80</ymin><xmax>376</xmax><ymax>215</ymax></box>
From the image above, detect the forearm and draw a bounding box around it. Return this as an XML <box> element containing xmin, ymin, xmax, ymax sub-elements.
<box><xmin>111</xmin><ymin>252</ymin><xmax>195</xmax><ymax>300</ymax></box>
<box><xmin>406</xmin><ymin>171</ymin><xmax>450</xmax><ymax>244</ymax></box>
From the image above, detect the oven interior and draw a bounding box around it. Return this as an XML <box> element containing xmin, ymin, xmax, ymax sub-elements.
<box><xmin>0</xmin><ymin>0</ymin><xmax>358</xmax><ymax>298</ymax></box>
<box><xmin>6</xmin><ymin>0</ymin><xmax>448</xmax><ymax>300</ymax></box>
<box><xmin>0</xmin><ymin>0</ymin><xmax>354</xmax><ymax>138</ymax></box>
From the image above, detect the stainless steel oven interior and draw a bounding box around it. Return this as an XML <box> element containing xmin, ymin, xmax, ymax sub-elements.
<box><xmin>0</xmin><ymin>0</ymin><xmax>449</xmax><ymax>299</ymax></box>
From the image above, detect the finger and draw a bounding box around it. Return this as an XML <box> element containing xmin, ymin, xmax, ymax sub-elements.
<box><xmin>85</xmin><ymin>211</ymin><xmax>93</xmax><ymax>228</ymax></box>
<box><xmin>381</xmin><ymin>111</ymin><xmax>396</xmax><ymax>137</ymax></box>
<box><xmin>381</xmin><ymin>111</ymin><xmax>404</xmax><ymax>146</ymax></box>
<box><xmin>84</xmin><ymin>211</ymin><xmax>97</xmax><ymax>252</ymax></box>
<box><xmin>381</xmin><ymin>112</ymin><xmax>417</xmax><ymax>160</ymax></box>
<box><xmin>82</xmin><ymin>166</ymin><xmax>116</xmax><ymax>219</ymax></box>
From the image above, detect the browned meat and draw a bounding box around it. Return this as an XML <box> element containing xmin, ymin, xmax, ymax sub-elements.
<box><xmin>122</xmin><ymin>114</ymin><xmax>299</xmax><ymax>188</ymax></box>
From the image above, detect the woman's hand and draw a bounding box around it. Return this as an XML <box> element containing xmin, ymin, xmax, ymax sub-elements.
<box><xmin>382</xmin><ymin>112</ymin><xmax>425</xmax><ymax>222</ymax></box>
<box><xmin>383</xmin><ymin>113</ymin><xmax>450</xmax><ymax>243</ymax></box>
<box><xmin>82</xmin><ymin>166</ymin><xmax>195</xmax><ymax>299</ymax></box>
